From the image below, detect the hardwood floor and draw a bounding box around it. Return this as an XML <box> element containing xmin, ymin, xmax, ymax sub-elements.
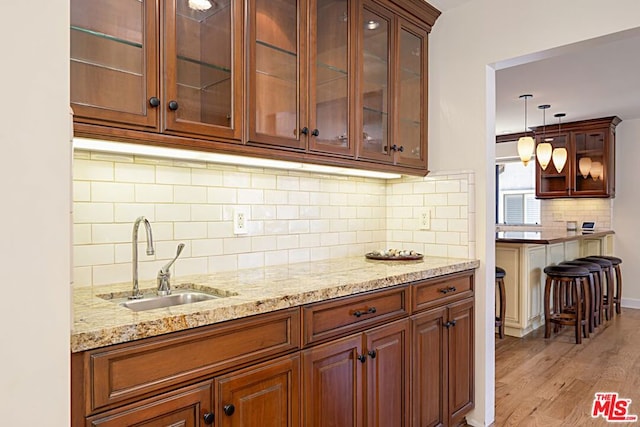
<box><xmin>494</xmin><ymin>308</ymin><xmax>640</xmax><ymax>426</ymax></box>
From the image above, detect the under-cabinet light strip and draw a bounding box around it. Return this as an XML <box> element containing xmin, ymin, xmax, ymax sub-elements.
<box><xmin>72</xmin><ymin>138</ymin><xmax>402</xmax><ymax>180</ymax></box>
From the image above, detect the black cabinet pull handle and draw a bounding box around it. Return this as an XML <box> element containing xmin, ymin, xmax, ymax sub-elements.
<box><xmin>311</xmin><ymin>128</ymin><xmax>320</xmax><ymax>137</ymax></box>
<box><xmin>168</xmin><ymin>100</ymin><xmax>179</xmax><ymax>111</ymax></box>
<box><xmin>223</xmin><ymin>404</ymin><xmax>235</xmax><ymax>416</ymax></box>
<box><xmin>300</xmin><ymin>127</ymin><xmax>309</xmax><ymax>135</ymax></box>
<box><xmin>353</xmin><ymin>307</ymin><xmax>376</xmax><ymax>317</ymax></box>
<box><xmin>439</xmin><ymin>286</ymin><xmax>457</xmax><ymax>294</ymax></box>
<box><xmin>357</xmin><ymin>354</ymin><xmax>367</xmax><ymax>363</ymax></box>
<box><xmin>148</xmin><ymin>97</ymin><xmax>160</xmax><ymax>107</ymax></box>
<box><xmin>203</xmin><ymin>412</ymin><xmax>214</xmax><ymax>424</ymax></box>
<box><xmin>367</xmin><ymin>307</ymin><xmax>377</xmax><ymax>314</ymax></box>
<box><xmin>368</xmin><ymin>350</ymin><xmax>377</xmax><ymax>359</ymax></box>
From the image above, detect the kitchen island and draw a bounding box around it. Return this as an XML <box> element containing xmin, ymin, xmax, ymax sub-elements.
<box><xmin>496</xmin><ymin>229</ymin><xmax>614</xmax><ymax>337</ymax></box>
<box><xmin>72</xmin><ymin>255</ymin><xmax>479</xmax><ymax>427</ymax></box>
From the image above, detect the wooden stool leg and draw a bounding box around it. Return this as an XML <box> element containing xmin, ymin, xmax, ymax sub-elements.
<box><xmin>614</xmin><ymin>265</ymin><xmax>622</xmax><ymax>315</ymax></box>
<box><xmin>604</xmin><ymin>268</ymin><xmax>614</xmax><ymax>320</ymax></box>
<box><xmin>581</xmin><ymin>277</ymin><xmax>590</xmax><ymax>339</ymax></box>
<box><xmin>573</xmin><ymin>279</ymin><xmax>582</xmax><ymax>344</ymax></box>
<box><xmin>498</xmin><ymin>277</ymin><xmax>506</xmax><ymax>339</ymax></box>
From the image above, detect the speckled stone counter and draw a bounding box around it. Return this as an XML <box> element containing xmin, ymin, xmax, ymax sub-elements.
<box><xmin>72</xmin><ymin>256</ymin><xmax>479</xmax><ymax>352</ymax></box>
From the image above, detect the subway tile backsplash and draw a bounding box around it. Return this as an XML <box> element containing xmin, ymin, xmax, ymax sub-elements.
<box><xmin>72</xmin><ymin>150</ymin><xmax>475</xmax><ymax>287</ymax></box>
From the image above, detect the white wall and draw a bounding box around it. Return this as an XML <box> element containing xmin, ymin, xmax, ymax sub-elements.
<box><xmin>613</xmin><ymin>118</ymin><xmax>640</xmax><ymax>307</ymax></box>
<box><xmin>0</xmin><ymin>0</ymin><xmax>71</xmax><ymax>425</ymax></box>
<box><xmin>428</xmin><ymin>1</ymin><xmax>640</xmax><ymax>425</ymax></box>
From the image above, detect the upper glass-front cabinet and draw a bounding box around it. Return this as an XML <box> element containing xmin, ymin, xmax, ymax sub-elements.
<box><xmin>71</xmin><ymin>0</ymin><xmax>242</xmax><ymax>140</ymax></box>
<box><xmin>70</xmin><ymin>0</ymin><xmax>159</xmax><ymax>129</ymax></box>
<box><xmin>164</xmin><ymin>0</ymin><xmax>243</xmax><ymax>139</ymax></box>
<box><xmin>248</xmin><ymin>0</ymin><xmax>304</xmax><ymax>149</ymax></box>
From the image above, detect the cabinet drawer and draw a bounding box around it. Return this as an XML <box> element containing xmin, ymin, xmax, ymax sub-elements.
<box><xmin>412</xmin><ymin>271</ymin><xmax>474</xmax><ymax>312</ymax></box>
<box><xmin>84</xmin><ymin>308</ymin><xmax>300</xmax><ymax>414</ymax></box>
<box><xmin>303</xmin><ymin>286</ymin><xmax>409</xmax><ymax>346</ymax></box>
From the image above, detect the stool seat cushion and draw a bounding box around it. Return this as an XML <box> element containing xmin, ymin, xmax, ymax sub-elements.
<box><xmin>496</xmin><ymin>266</ymin><xmax>506</xmax><ymax>279</ymax></box>
<box><xmin>577</xmin><ymin>257</ymin><xmax>612</xmax><ymax>268</ymax></box>
<box><xmin>561</xmin><ymin>260</ymin><xmax>602</xmax><ymax>273</ymax></box>
<box><xmin>544</xmin><ymin>265</ymin><xmax>590</xmax><ymax>277</ymax></box>
<box><xmin>587</xmin><ymin>255</ymin><xmax>622</xmax><ymax>265</ymax></box>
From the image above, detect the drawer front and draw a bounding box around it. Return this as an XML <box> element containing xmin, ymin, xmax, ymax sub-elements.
<box><xmin>412</xmin><ymin>271</ymin><xmax>474</xmax><ymax>312</ymax></box>
<box><xmin>87</xmin><ymin>308</ymin><xmax>300</xmax><ymax>414</ymax></box>
<box><xmin>303</xmin><ymin>286</ymin><xmax>409</xmax><ymax>346</ymax></box>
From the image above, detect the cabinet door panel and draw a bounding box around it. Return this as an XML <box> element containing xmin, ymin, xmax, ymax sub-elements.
<box><xmin>88</xmin><ymin>381</ymin><xmax>212</xmax><ymax>427</ymax></box>
<box><xmin>395</xmin><ymin>20</ymin><xmax>427</xmax><ymax>168</ymax></box>
<box><xmin>217</xmin><ymin>355</ymin><xmax>300</xmax><ymax>427</ymax></box>
<box><xmin>309</xmin><ymin>0</ymin><xmax>353</xmax><ymax>156</ymax></box>
<box><xmin>365</xmin><ymin>319</ymin><xmax>409</xmax><ymax>427</ymax></box>
<box><xmin>447</xmin><ymin>299</ymin><xmax>474</xmax><ymax>426</ymax></box>
<box><xmin>303</xmin><ymin>334</ymin><xmax>363</xmax><ymax>427</ymax></box>
<box><xmin>359</xmin><ymin>3</ymin><xmax>392</xmax><ymax>163</ymax></box>
<box><xmin>248</xmin><ymin>0</ymin><xmax>306</xmax><ymax>149</ymax></box>
<box><xmin>411</xmin><ymin>307</ymin><xmax>447</xmax><ymax>427</ymax></box>
<box><xmin>573</xmin><ymin>131</ymin><xmax>608</xmax><ymax>195</ymax></box>
<box><xmin>71</xmin><ymin>0</ymin><xmax>159</xmax><ymax>129</ymax></box>
<box><xmin>536</xmin><ymin>132</ymin><xmax>571</xmax><ymax>197</ymax></box>
<box><xmin>164</xmin><ymin>0</ymin><xmax>243</xmax><ymax>140</ymax></box>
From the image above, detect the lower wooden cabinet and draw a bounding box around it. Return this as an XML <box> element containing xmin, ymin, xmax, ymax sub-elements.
<box><xmin>216</xmin><ymin>354</ymin><xmax>301</xmax><ymax>427</ymax></box>
<box><xmin>412</xmin><ymin>298</ymin><xmax>474</xmax><ymax>427</ymax></box>
<box><xmin>302</xmin><ymin>319</ymin><xmax>410</xmax><ymax>427</ymax></box>
<box><xmin>87</xmin><ymin>380</ymin><xmax>213</xmax><ymax>427</ymax></box>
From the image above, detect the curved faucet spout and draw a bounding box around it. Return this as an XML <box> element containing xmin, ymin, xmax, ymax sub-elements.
<box><xmin>130</xmin><ymin>216</ymin><xmax>155</xmax><ymax>299</ymax></box>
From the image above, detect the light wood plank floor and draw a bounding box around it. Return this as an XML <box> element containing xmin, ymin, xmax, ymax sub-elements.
<box><xmin>494</xmin><ymin>308</ymin><xmax>640</xmax><ymax>426</ymax></box>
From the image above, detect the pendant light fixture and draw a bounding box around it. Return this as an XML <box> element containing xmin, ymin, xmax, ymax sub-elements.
<box><xmin>535</xmin><ymin>104</ymin><xmax>552</xmax><ymax>170</ymax></box>
<box><xmin>517</xmin><ymin>94</ymin><xmax>535</xmax><ymax>166</ymax></box>
<box><xmin>551</xmin><ymin>113</ymin><xmax>568</xmax><ymax>173</ymax></box>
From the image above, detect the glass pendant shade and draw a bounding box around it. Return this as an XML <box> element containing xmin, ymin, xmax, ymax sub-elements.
<box><xmin>536</xmin><ymin>142</ymin><xmax>553</xmax><ymax>170</ymax></box>
<box><xmin>590</xmin><ymin>161</ymin><xmax>603</xmax><ymax>181</ymax></box>
<box><xmin>552</xmin><ymin>147</ymin><xmax>567</xmax><ymax>173</ymax></box>
<box><xmin>518</xmin><ymin>136</ymin><xmax>535</xmax><ymax>166</ymax></box>
<box><xmin>578</xmin><ymin>157</ymin><xmax>592</xmax><ymax>178</ymax></box>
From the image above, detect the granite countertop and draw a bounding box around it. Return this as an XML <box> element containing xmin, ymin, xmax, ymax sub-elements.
<box><xmin>495</xmin><ymin>229</ymin><xmax>614</xmax><ymax>244</ymax></box>
<box><xmin>72</xmin><ymin>256</ymin><xmax>479</xmax><ymax>353</ymax></box>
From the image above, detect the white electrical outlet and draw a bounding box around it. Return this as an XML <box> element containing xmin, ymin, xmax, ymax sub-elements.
<box><xmin>233</xmin><ymin>209</ymin><xmax>248</xmax><ymax>235</ymax></box>
<box><xmin>419</xmin><ymin>209</ymin><xmax>431</xmax><ymax>230</ymax></box>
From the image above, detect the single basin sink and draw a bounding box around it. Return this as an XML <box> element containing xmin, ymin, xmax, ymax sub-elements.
<box><xmin>120</xmin><ymin>290</ymin><xmax>219</xmax><ymax>312</ymax></box>
<box><xmin>98</xmin><ymin>286</ymin><xmax>238</xmax><ymax>312</ymax></box>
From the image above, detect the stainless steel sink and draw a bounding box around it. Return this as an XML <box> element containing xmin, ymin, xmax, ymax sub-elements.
<box><xmin>120</xmin><ymin>290</ymin><xmax>220</xmax><ymax>312</ymax></box>
<box><xmin>98</xmin><ymin>286</ymin><xmax>237</xmax><ymax>312</ymax></box>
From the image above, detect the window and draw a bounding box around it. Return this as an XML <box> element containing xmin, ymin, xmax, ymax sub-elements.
<box><xmin>496</xmin><ymin>161</ymin><xmax>540</xmax><ymax>225</ymax></box>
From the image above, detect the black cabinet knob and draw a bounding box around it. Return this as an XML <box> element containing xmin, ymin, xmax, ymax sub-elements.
<box><xmin>311</xmin><ymin>128</ymin><xmax>320</xmax><ymax>137</ymax></box>
<box><xmin>300</xmin><ymin>127</ymin><xmax>309</xmax><ymax>135</ymax></box>
<box><xmin>223</xmin><ymin>404</ymin><xmax>235</xmax><ymax>416</ymax></box>
<box><xmin>367</xmin><ymin>307</ymin><xmax>377</xmax><ymax>314</ymax></box>
<box><xmin>357</xmin><ymin>354</ymin><xmax>367</xmax><ymax>363</ymax></box>
<box><xmin>391</xmin><ymin>144</ymin><xmax>398</xmax><ymax>151</ymax></box>
<box><xmin>148</xmin><ymin>97</ymin><xmax>160</xmax><ymax>107</ymax></box>
<box><xmin>368</xmin><ymin>350</ymin><xmax>377</xmax><ymax>359</ymax></box>
<box><xmin>203</xmin><ymin>412</ymin><xmax>214</xmax><ymax>424</ymax></box>
<box><xmin>451</xmin><ymin>319</ymin><xmax>457</xmax><ymax>327</ymax></box>
<box><xmin>168</xmin><ymin>100</ymin><xmax>179</xmax><ymax>111</ymax></box>
<box><xmin>353</xmin><ymin>310</ymin><xmax>363</xmax><ymax>318</ymax></box>
<box><xmin>398</xmin><ymin>145</ymin><xmax>404</xmax><ymax>152</ymax></box>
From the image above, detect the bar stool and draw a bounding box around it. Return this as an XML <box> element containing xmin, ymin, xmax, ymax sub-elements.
<box><xmin>578</xmin><ymin>257</ymin><xmax>614</xmax><ymax>321</ymax></box>
<box><xmin>495</xmin><ymin>267</ymin><xmax>506</xmax><ymax>339</ymax></box>
<box><xmin>561</xmin><ymin>260</ymin><xmax>603</xmax><ymax>332</ymax></box>
<box><xmin>588</xmin><ymin>256</ymin><xmax>623</xmax><ymax>315</ymax></box>
<box><xmin>543</xmin><ymin>265</ymin><xmax>590</xmax><ymax>344</ymax></box>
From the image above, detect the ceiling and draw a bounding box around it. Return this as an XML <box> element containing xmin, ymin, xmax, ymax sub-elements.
<box><xmin>425</xmin><ymin>0</ymin><xmax>640</xmax><ymax>136</ymax></box>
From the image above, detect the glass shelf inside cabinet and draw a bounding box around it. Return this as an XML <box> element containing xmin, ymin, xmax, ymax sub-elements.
<box><xmin>176</xmin><ymin>55</ymin><xmax>231</xmax><ymax>90</ymax></box>
<box><xmin>71</xmin><ymin>26</ymin><xmax>143</xmax><ymax>76</ymax></box>
<box><xmin>255</xmin><ymin>40</ymin><xmax>297</xmax><ymax>82</ymax></box>
<box><xmin>176</xmin><ymin>0</ymin><xmax>231</xmax><ymax>22</ymax></box>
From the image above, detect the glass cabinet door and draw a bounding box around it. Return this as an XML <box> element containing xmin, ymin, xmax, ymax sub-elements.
<box><xmin>359</xmin><ymin>3</ymin><xmax>392</xmax><ymax>163</ymax></box>
<box><xmin>308</xmin><ymin>0</ymin><xmax>353</xmax><ymax>156</ymax></box>
<box><xmin>536</xmin><ymin>133</ymin><xmax>571</xmax><ymax>197</ymax></box>
<box><xmin>396</xmin><ymin>21</ymin><xmax>427</xmax><ymax>168</ymax></box>
<box><xmin>573</xmin><ymin>131</ymin><xmax>607</xmax><ymax>195</ymax></box>
<box><xmin>71</xmin><ymin>0</ymin><xmax>158</xmax><ymax>129</ymax></box>
<box><xmin>164</xmin><ymin>0</ymin><xmax>242</xmax><ymax>140</ymax></box>
<box><xmin>248</xmin><ymin>0</ymin><xmax>305</xmax><ymax>149</ymax></box>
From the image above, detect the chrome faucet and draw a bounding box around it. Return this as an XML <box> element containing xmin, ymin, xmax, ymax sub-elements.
<box><xmin>157</xmin><ymin>243</ymin><xmax>185</xmax><ymax>296</ymax></box>
<box><xmin>129</xmin><ymin>216</ymin><xmax>155</xmax><ymax>300</ymax></box>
